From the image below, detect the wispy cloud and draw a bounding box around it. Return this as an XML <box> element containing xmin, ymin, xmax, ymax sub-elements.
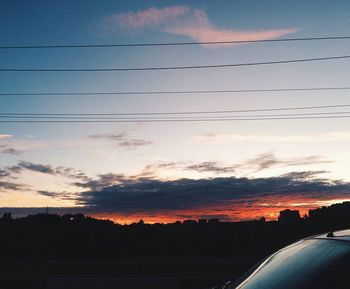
<box><xmin>196</xmin><ymin>132</ymin><xmax>350</xmax><ymax>143</ymax></box>
<box><xmin>0</xmin><ymin>181</ymin><xmax>27</xmax><ymax>191</ymax></box>
<box><xmin>0</xmin><ymin>161</ymin><xmax>91</xmax><ymax>203</ymax></box>
<box><xmin>0</xmin><ymin>134</ymin><xmax>12</xmax><ymax>139</ymax></box>
<box><xmin>118</xmin><ymin>139</ymin><xmax>153</xmax><ymax>148</ymax></box>
<box><xmin>0</xmin><ymin>136</ymin><xmax>23</xmax><ymax>156</ymax></box>
<box><xmin>73</xmin><ymin>173</ymin><xmax>126</xmax><ymax>190</ymax></box>
<box><xmin>0</xmin><ymin>169</ymin><xmax>12</xmax><ymax>178</ymax></box>
<box><xmin>109</xmin><ymin>6</ymin><xmax>190</xmax><ymax>30</ymax></box>
<box><xmin>17</xmin><ymin>161</ymin><xmax>56</xmax><ymax>175</ymax></box>
<box><xmin>0</xmin><ymin>166</ymin><xmax>30</xmax><ymax>191</ymax></box>
<box><xmin>89</xmin><ymin>132</ymin><xmax>152</xmax><ymax>149</ymax></box>
<box><xmin>282</xmin><ymin>171</ymin><xmax>330</xmax><ymax>180</ymax></box>
<box><xmin>0</xmin><ymin>161</ymin><xmax>90</xmax><ymax>182</ymax></box>
<box><xmin>104</xmin><ymin>6</ymin><xmax>297</xmax><ymax>47</ymax></box>
<box><xmin>184</xmin><ymin>161</ymin><xmax>236</xmax><ymax>174</ymax></box>
<box><xmin>37</xmin><ymin>190</ymin><xmax>77</xmax><ymax>200</ymax></box>
<box><xmin>1</xmin><ymin>147</ymin><xmax>23</xmax><ymax>156</ymax></box>
<box><xmin>148</xmin><ymin>153</ymin><xmax>330</xmax><ymax>175</ymax></box>
<box><xmin>89</xmin><ymin>132</ymin><xmax>127</xmax><ymax>141</ymax></box>
<box><xmin>240</xmin><ymin>153</ymin><xmax>331</xmax><ymax>172</ymax></box>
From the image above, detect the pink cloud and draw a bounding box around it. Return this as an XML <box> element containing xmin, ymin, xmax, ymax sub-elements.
<box><xmin>167</xmin><ymin>26</ymin><xmax>298</xmax><ymax>45</ymax></box>
<box><xmin>106</xmin><ymin>6</ymin><xmax>298</xmax><ymax>47</ymax></box>
<box><xmin>109</xmin><ymin>6</ymin><xmax>190</xmax><ymax>30</ymax></box>
<box><xmin>0</xmin><ymin>134</ymin><xmax>12</xmax><ymax>139</ymax></box>
<box><xmin>164</xmin><ymin>9</ymin><xmax>298</xmax><ymax>46</ymax></box>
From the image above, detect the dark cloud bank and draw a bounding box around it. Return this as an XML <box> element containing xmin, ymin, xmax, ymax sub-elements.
<box><xmin>0</xmin><ymin>157</ymin><xmax>348</xmax><ymax>220</ymax></box>
<box><xmin>73</xmin><ymin>171</ymin><xmax>350</xmax><ymax>214</ymax></box>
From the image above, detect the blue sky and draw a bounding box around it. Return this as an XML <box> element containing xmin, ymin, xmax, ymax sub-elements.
<box><xmin>1</xmin><ymin>0</ymin><xmax>350</xmax><ymax>222</ymax></box>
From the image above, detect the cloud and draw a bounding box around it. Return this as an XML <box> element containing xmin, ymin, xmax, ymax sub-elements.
<box><xmin>0</xmin><ymin>143</ymin><xmax>23</xmax><ymax>156</ymax></box>
<box><xmin>0</xmin><ymin>161</ymin><xmax>90</xmax><ymax>184</ymax></box>
<box><xmin>184</xmin><ymin>161</ymin><xmax>236</xmax><ymax>174</ymax></box>
<box><xmin>2</xmin><ymin>147</ymin><xmax>23</xmax><ymax>156</ymax></box>
<box><xmin>73</xmin><ymin>173</ymin><xmax>127</xmax><ymax>190</ymax></box>
<box><xmin>240</xmin><ymin>153</ymin><xmax>331</xmax><ymax>172</ymax></box>
<box><xmin>282</xmin><ymin>171</ymin><xmax>330</xmax><ymax>180</ymax></box>
<box><xmin>0</xmin><ymin>135</ymin><xmax>23</xmax><ymax>156</ymax></box>
<box><xmin>0</xmin><ymin>164</ymin><xmax>25</xmax><ymax>179</ymax></box>
<box><xmin>55</xmin><ymin>166</ymin><xmax>90</xmax><ymax>181</ymax></box>
<box><xmin>0</xmin><ymin>181</ymin><xmax>27</xmax><ymax>191</ymax></box>
<box><xmin>149</xmin><ymin>153</ymin><xmax>330</xmax><ymax>175</ymax></box>
<box><xmin>37</xmin><ymin>190</ymin><xmax>61</xmax><ymax>197</ymax></box>
<box><xmin>0</xmin><ymin>134</ymin><xmax>12</xmax><ymax>139</ymax></box>
<box><xmin>0</xmin><ymin>154</ymin><xmax>340</xmax><ymax>223</ymax></box>
<box><xmin>196</xmin><ymin>132</ymin><xmax>350</xmax><ymax>143</ymax></box>
<box><xmin>17</xmin><ymin>161</ymin><xmax>56</xmax><ymax>175</ymax></box>
<box><xmin>37</xmin><ymin>190</ymin><xmax>77</xmax><ymax>200</ymax></box>
<box><xmin>0</xmin><ymin>159</ymin><xmax>346</xmax><ymax>222</ymax></box>
<box><xmin>105</xmin><ymin>6</ymin><xmax>297</xmax><ymax>47</ymax></box>
<box><xmin>89</xmin><ymin>132</ymin><xmax>127</xmax><ymax>141</ymax></box>
<box><xmin>109</xmin><ymin>6</ymin><xmax>190</xmax><ymax>30</ymax></box>
<box><xmin>163</xmin><ymin>9</ymin><xmax>297</xmax><ymax>46</ymax></box>
<box><xmin>76</xmin><ymin>171</ymin><xmax>350</xmax><ymax>216</ymax></box>
<box><xmin>118</xmin><ymin>139</ymin><xmax>153</xmax><ymax>148</ymax></box>
<box><xmin>89</xmin><ymin>132</ymin><xmax>153</xmax><ymax>149</ymax></box>
<box><xmin>155</xmin><ymin>162</ymin><xmax>180</xmax><ymax>169</ymax></box>
<box><xmin>0</xmin><ymin>169</ymin><xmax>11</xmax><ymax>178</ymax></box>
<box><xmin>17</xmin><ymin>161</ymin><xmax>90</xmax><ymax>179</ymax></box>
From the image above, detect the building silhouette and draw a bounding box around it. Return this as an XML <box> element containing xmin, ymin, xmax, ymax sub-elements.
<box><xmin>278</xmin><ymin>209</ymin><xmax>300</xmax><ymax>224</ymax></box>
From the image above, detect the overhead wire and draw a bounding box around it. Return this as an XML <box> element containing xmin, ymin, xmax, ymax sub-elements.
<box><xmin>2</xmin><ymin>86</ymin><xmax>350</xmax><ymax>96</ymax></box>
<box><xmin>1</xmin><ymin>115</ymin><xmax>350</xmax><ymax>123</ymax></box>
<box><xmin>1</xmin><ymin>36</ymin><xmax>350</xmax><ymax>49</ymax></box>
<box><xmin>0</xmin><ymin>111</ymin><xmax>349</xmax><ymax>122</ymax></box>
<box><xmin>2</xmin><ymin>36</ymin><xmax>350</xmax><ymax>123</ymax></box>
<box><xmin>1</xmin><ymin>104</ymin><xmax>350</xmax><ymax>116</ymax></box>
<box><xmin>1</xmin><ymin>55</ymin><xmax>350</xmax><ymax>72</ymax></box>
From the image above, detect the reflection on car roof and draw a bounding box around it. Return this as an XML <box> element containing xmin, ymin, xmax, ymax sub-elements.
<box><xmin>312</xmin><ymin>229</ymin><xmax>350</xmax><ymax>241</ymax></box>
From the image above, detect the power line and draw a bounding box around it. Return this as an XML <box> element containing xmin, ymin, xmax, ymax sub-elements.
<box><xmin>1</xmin><ymin>115</ymin><xmax>350</xmax><ymax>123</ymax></box>
<box><xmin>1</xmin><ymin>55</ymin><xmax>350</xmax><ymax>72</ymax></box>
<box><xmin>2</xmin><ymin>86</ymin><xmax>350</xmax><ymax>96</ymax></box>
<box><xmin>1</xmin><ymin>104</ymin><xmax>350</xmax><ymax>116</ymax></box>
<box><xmin>0</xmin><ymin>111</ymin><xmax>350</xmax><ymax>120</ymax></box>
<box><xmin>1</xmin><ymin>36</ymin><xmax>350</xmax><ymax>49</ymax></box>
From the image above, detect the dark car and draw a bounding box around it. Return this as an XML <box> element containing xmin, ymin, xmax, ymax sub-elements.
<box><xmin>220</xmin><ymin>229</ymin><xmax>350</xmax><ymax>289</ymax></box>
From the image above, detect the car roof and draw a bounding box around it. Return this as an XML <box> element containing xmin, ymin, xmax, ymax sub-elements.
<box><xmin>311</xmin><ymin>229</ymin><xmax>350</xmax><ymax>242</ymax></box>
<box><xmin>228</xmin><ymin>228</ymin><xmax>350</xmax><ymax>289</ymax></box>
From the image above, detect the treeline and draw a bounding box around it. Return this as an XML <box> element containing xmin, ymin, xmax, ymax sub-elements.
<box><xmin>1</xmin><ymin>202</ymin><xmax>350</xmax><ymax>260</ymax></box>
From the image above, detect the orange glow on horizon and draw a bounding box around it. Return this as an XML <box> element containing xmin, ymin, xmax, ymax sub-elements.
<box><xmin>88</xmin><ymin>196</ymin><xmax>350</xmax><ymax>224</ymax></box>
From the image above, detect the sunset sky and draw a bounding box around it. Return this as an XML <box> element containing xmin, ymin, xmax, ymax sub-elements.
<box><xmin>1</xmin><ymin>0</ymin><xmax>350</xmax><ymax>223</ymax></box>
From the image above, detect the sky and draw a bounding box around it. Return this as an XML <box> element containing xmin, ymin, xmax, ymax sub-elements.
<box><xmin>1</xmin><ymin>0</ymin><xmax>350</xmax><ymax>223</ymax></box>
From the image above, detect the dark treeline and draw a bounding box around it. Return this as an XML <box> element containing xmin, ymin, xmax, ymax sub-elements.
<box><xmin>1</xmin><ymin>202</ymin><xmax>350</xmax><ymax>260</ymax></box>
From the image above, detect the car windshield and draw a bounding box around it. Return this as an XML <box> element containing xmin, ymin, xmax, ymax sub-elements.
<box><xmin>231</xmin><ymin>238</ymin><xmax>350</xmax><ymax>289</ymax></box>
